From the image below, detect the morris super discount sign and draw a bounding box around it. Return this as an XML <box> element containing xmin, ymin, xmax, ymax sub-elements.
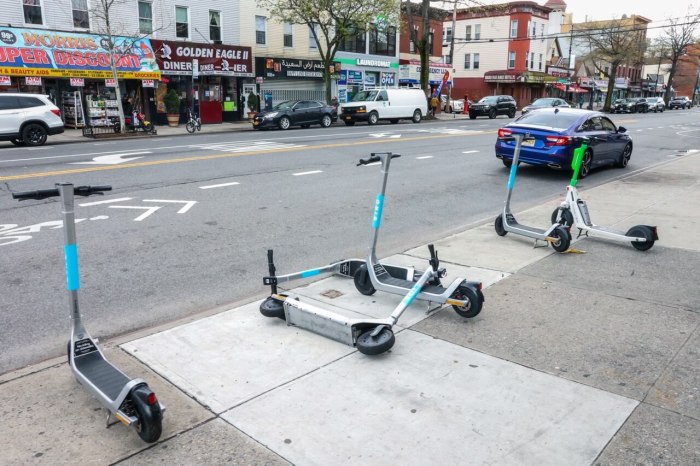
<box><xmin>0</xmin><ymin>27</ymin><xmax>160</xmax><ymax>79</ymax></box>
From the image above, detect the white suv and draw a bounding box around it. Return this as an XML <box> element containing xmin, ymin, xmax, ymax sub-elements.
<box><xmin>0</xmin><ymin>93</ymin><xmax>64</xmax><ymax>146</ymax></box>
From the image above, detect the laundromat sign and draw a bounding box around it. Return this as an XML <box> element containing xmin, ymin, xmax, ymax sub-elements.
<box><xmin>0</xmin><ymin>26</ymin><xmax>160</xmax><ymax>79</ymax></box>
<box><xmin>151</xmin><ymin>40</ymin><xmax>253</xmax><ymax>77</ymax></box>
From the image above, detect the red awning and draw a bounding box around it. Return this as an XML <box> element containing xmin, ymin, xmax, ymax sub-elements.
<box><xmin>554</xmin><ymin>83</ymin><xmax>588</xmax><ymax>93</ymax></box>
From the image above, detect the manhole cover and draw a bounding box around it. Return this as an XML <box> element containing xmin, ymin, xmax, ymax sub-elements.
<box><xmin>321</xmin><ymin>290</ymin><xmax>343</xmax><ymax>299</ymax></box>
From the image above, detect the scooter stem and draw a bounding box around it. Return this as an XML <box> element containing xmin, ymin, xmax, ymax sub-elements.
<box><xmin>368</xmin><ymin>153</ymin><xmax>393</xmax><ymax>258</ymax></box>
<box><xmin>569</xmin><ymin>142</ymin><xmax>587</xmax><ymax>187</ymax></box>
<box><xmin>57</xmin><ymin>183</ymin><xmax>84</xmax><ymax>328</ymax></box>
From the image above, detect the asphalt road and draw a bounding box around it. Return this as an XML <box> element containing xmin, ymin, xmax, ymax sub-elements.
<box><xmin>1</xmin><ymin>109</ymin><xmax>698</xmax><ymax>373</ymax></box>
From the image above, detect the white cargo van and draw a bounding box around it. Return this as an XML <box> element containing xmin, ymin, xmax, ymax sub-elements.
<box><xmin>339</xmin><ymin>88</ymin><xmax>427</xmax><ymax>125</ymax></box>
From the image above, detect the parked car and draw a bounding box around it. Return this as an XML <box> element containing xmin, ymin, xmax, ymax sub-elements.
<box><xmin>339</xmin><ymin>88</ymin><xmax>426</xmax><ymax>125</ymax></box>
<box><xmin>252</xmin><ymin>100</ymin><xmax>337</xmax><ymax>130</ymax></box>
<box><xmin>494</xmin><ymin>108</ymin><xmax>632</xmax><ymax>178</ymax></box>
<box><xmin>646</xmin><ymin>97</ymin><xmax>666</xmax><ymax>112</ymax></box>
<box><xmin>441</xmin><ymin>96</ymin><xmax>465</xmax><ymax>113</ymax></box>
<box><xmin>611</xmin><ymin>97</ymin><xmax>648</xmax><ymax>113</ymax></box>
<box><xmin>520</xmin><ymin>97</ymin><xmax>570</xmax><ymax>115</ymax></box>
<box><xmin>0</xmin><ymin>93</ymin><xmax>64</xmax><ymax>146</ymax></box>
<box><xmin>469</xmin><ymin>95</ymin><xmax>517</xmax><ymax>119</ymax></box>
<box><xmin>669</xmin><ymin>96</ymin><xmax>692</xmax><ymax>109</ymax></box>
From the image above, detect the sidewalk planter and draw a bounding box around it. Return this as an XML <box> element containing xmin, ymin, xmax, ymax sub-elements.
<box><xmin>163</xmin><ymin>89</ymin><xmax>181</xmax><ymax>127</ymax></box>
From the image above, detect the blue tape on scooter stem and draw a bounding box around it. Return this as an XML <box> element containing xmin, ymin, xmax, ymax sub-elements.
<box><xmin>64</xmin><ymin>244</ymin><xmax>79</xmax><ymax>291</ymax></box>
<box><xmin>507</xmin><ymin>161</ymin><xmax>517</xmax><ymax>189</ymax></box>
<box><xmin>300</xmin><ymin>268</ymin><xmax>321</xmax><ymax>278</ymax></box>
<box><xmin>400</xmin><ymin>283</ymin><xmax>422</xmax><ymax>307</ymax></box>
<box><xmin>372</xmin><ymin>194</ymin><xmax>384</xmax><ymax>229</ymax></box>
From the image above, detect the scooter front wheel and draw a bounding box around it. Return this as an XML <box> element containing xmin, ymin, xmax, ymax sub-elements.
<box><xmin>627</xmin><ymin>225</ymin><xmax>655</xmax><ymax>251</ymax></box>
<box><xmin>551</xmin><ymin>207</ymin><xmax>574</xmax><ymax>227</ymax></box>
<box><xmin>130</xmin><ymin>385</ymin><xmax>163</xmax><ymax>443</ymax></box>
<box><xmin>260</xmin><ymin>296</ymin><xmax>286</xmax><ymax>320</ymax></box>
<box><xmin>356</xmin><ymin>326</ymin><xmax>395</xmax><ymax>355</ymax></box>
<box><xmin>495</xmin><ymin>215</ymin><xmax>507</xmax><ymax>236</ymax></box>
<box><xmin>549</xmin><ymin>226</ymin><xmax>571</xmax><ymax>252</ymax></box>
<box><xmin>353</xmin><ymin>264</ymin><xmax>376</xmax><ymax>296</ymax></box>
<box><xmin>451</xmin><ymin>285</ymin><xmax>483</xmax><ymax>318</ymax></box>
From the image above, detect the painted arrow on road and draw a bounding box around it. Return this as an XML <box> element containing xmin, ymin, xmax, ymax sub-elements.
<box><xmin>369</xmin><ymin>133</ymin><xmax>401</xmax><ymax>139</ymax></box>
<box><xmin>143</xmin><ymin>200</ymin><xmax>197</xmax><ymax>214</ymax></box>
<box><xmin>71</xmin><ymin>151</ymin><xmax>151</xmax><ymax>165</ymax></box>
<box><xmin>108</xmin><ymin>205</ymin><xmax>162</xmax><ymax>222</ymax></box>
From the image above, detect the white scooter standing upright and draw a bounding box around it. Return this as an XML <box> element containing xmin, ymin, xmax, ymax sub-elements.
<box><xmin>552</xmin><ymin>137</ymin><xmax>658</xmax><ymax>250</ymax></box>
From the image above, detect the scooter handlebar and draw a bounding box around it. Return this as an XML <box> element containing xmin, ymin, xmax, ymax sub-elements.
<box><xmin>357</xmin><ymin>153</ymin><xmax>401</xmax><ymax>166</ymax></box>
<box><xmin>12</xmin><ymin>185</ymin><xmax>112</xmax><ymax>201</ymax></box>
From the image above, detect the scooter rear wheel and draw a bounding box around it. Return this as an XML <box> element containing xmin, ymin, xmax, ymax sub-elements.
<box><xmin>356</xmin><ymin>326</ymin><xmax>395</xmax><ymax>355</ymax></box>
<box><xmin>495</xmin><ymin>215</ymin><xmax>507</xmax><ymax>236</ymax></box>
<box><xmin>131</xmin><ymin>385</ymin><xmax>163</xmax><ymax>443</ymax></box>
<box><xmin>549</xmin><ymin>226</ymin><xmax>571</xmax><ymax>252</ymax></box>
<box><xmin>260</xmin><ymin>296</ymin><xmax>286</xmax><ymax>320</ymax></box>
<box><xmin>627</xmin><ymin>225</ymin><xmax>655</xmax><ymax>251</ymax></box>
<box><xmin>353</xmin><ymin>264</ymin><xmax>376</xmax><ymax>296</ymax></box>
<box><xmin>450</xmin><ymin>285</ymin><xmax>483</xmax><ymax>318</ymax></box>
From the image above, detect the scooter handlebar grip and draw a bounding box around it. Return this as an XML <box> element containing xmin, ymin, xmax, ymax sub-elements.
<box><xmin>357</xmin><ymin>155</ymin><xmax>381</xmax><ymax>166</ymax></box>
<box><xmin>390</xmin><ymin>153</ymin><xmax>401</xmax><ymax>159</ymax></box>
<box><xmin>12</xmin><ymin>188</ymin><xmax>60</xmax><ymax>200</ymax></box>
<box><xmin>73</xmin><ymin>185</ymin><xmax>112</xmax><ymax>196</ymax></box>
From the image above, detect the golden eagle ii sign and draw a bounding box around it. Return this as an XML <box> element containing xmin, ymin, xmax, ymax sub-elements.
<box><xmin>0</xmin><ymin>27</ymin><xmax>160</xmax><ymax>79</ymax></box>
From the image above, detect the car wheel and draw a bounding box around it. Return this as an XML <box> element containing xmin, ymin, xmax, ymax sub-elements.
<box><xmin>447</xmin><ymin>106</ymin><xmax>452</xmax><ymax>113</ymax></box>
<box><xmin>320</xmin><ymin>114</ymin><xmax>332</xmax><ymax>128</ymax></box>
<box><xmin>278</xmin><ymin>116</ymin><xmax>291</xmax><ymax>130</ymax></box>
<box><xmin>22</xmin><ymin>123</ymin><xmax>48</xmax><ymax>146</ymax></box>
<box><xmin>367</xmin><ymin>111</ymin><xmax>379</xmax><ymax>125</ymax></box>
<box><xmin>344</xmin><ymin>120</ymin><xmax>355</xmax><ymax>126</ymax></box>
<box><xmin>10</xmin><ymin>138</ymin><xmax>25</xmax><ymax>146</ymax></box>
<box><xmin>469</xmin><ymin>113</ymin><xmax>476</xmax><ymax>120</ymax></box>
<box><xmin>488</xmin><ymin>108</ymin><xmax>496</xmax><ymax>119</ymax></box>
<box><xmin>616</xmin><ymin>143</ymin><xmax>632</xmax><ymax>168</ymax></box>
<box><xmin>579</xmin><ymin>149</ymin><xmax>593</xmax><ymax>178</ymax></box>
<box><xmin>508</xmin><ymin>108</ymin><xmax>516</xmax><ymax>118</ymax></box>
<box><xmin>412</xmin><ymin>109</ymin><xmax>422</xmax><ymax>123</ymax></box>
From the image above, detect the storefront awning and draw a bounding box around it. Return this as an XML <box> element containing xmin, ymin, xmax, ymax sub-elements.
<box><xmin>554</xmin><ymin>83</ymin><xmax>587</xmax><ymax>93</ymax></box>
<box><xmin>0</xmin><ymin>26</ymin><xmax>160</xmax><ymax>79</ymax></box>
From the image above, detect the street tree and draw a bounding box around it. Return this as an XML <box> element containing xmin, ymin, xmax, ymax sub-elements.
<box><xmin>260</xmin><ymin>0</ymin><xmax>399</xmax><ymax>104</ymax></box>
<box><xmin>576</xmin><ymin>17</ymin><xmax>647</xmax><ymax>112</ymax></box>
<box><xmin>656</xmin><ymin>7</ymin><xmax>700</xmax><ymax>105</ymax></box>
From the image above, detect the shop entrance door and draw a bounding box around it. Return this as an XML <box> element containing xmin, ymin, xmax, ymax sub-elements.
<box><xmin>243</xmin><ymin>84</ymin><xmax>256</xmax><ymax>113</ymax></box>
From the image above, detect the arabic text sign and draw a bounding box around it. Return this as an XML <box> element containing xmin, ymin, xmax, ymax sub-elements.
<box><xmin>0</xmin><ymin>26</ymin><xmax>160</xmax><ymax>79</ymax></box>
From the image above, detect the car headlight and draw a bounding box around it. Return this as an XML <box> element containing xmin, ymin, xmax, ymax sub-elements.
<box><xmin>264</xmin><ymin>112</ymin><xmax>279</xmax><ymax>119</ymax></box>
<box><xmin>356</xmin><ymin>106</ymin><xmax>366</xmax><ymax>113</ymax></box>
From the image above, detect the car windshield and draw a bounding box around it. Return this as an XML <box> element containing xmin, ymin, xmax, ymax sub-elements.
<box><xmin>531</xmin><ymin>98</ymin><xmax>556</xmax><ymax>106</ymax></box>
<box><xmin>479</xmin><ymin>96</ymin><xmax>499</xmax><ymax>104</ymax></box>
<box><xmin>273</xmin><ymin>101</ymin><xmax>295</xmax><ymax>110</ymax></box>
<box><xmin>514</xmin><ymin>111</ymin><xmax>581</xmax><ymax>130</ymax></box>
<box><xmin>351</xmin><ymin>90</ymin><xmax>379</xmax><ymax>102</ymax></box>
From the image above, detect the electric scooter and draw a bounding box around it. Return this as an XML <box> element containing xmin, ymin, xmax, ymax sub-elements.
<box><xmin>260</xmin><ymin>153</ymin><xmax>484</xmax><ymax>355</ymax></box>
<box><xmin>551</xmin><ymin>137</ymin><xmax>658</xmax><ymax>250</ymax></box>
<box><xmin>494</xmin><ymin>132</ymin><xmax>572</xmax><ymax>252</ymax></box>
<box><xmin>12</xmin><ymin>183</ymin><xmax>164</xmax><ymax>443</ymax></box>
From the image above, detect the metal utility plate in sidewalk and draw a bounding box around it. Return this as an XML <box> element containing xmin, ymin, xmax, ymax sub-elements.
<box><xmin>223</xmin><ymin>330</ymin><xmax>638</xmax><ymax>466</ymax></box>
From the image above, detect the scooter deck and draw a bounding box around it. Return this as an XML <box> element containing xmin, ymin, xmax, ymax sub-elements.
<box><xmin>74</xmin><ymin>351</ymin><xmax>130</xmax><ymax>402</ymax></box>
<box><xmin>285</xmin><ymin>300</ymin><xmax>360</xmax><ymax>346</ymax></box>
<box><xmin>506</xmin><ymin>219</ymin><xmax>547</xmax><ymax>236</ymax></box>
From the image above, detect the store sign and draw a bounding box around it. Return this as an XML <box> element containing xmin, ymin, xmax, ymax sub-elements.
<box><xmin>0</xmin><ymin>26</ymin><xmax>160</xmax><ymax>79</ymax></box>
<box><xmin>151</xmin><ymin>40</ymin><xmax>253</xmax><ymax>77</ymax></box>
<box><xmin>0</xmin><ymin>75</ymin><xmax>10</xmax><ymax>85</ymax></box>
<box><xmin>356</xmin><ymin>58</ymin><xmax>391</xmax><ymax>68</ymax></box>
<box><xmin>338</xmin><ymin>69</ymin><xmax>347</xmax><ymax>85</ymax></box>
<box><xmin>484</xmin><ymin>74</ymin><xmax>518</xmax><ymax>83</ymax></box>
<box><xmin>380</xmin><ymin>72</ymin><xmax>395</xmax><ymax>86</ymax></box>
<box><xmin>69</xmin><ymin>77</ymin><xmax>84</xmax><ymax>86</ymax></box>
<box><xmin>25</xmin><ymin>76</ymin><xmax>41</xmax><ymax>86</ymax></box>
<box><xmin>364</xmin><ymin>74</ymin><xmax>376</xmax><ymax>85</ymax></box>
<box><xmin>105</xmin><ymin>78</ymin><xmax>116</xmax><ymax>87</ymax></box>
<box><xmin>255</xmin><ymin>57</ymin><xmax>339</xmax><ymax>80</ymax></box>
<box><xmin>398</xmin><ymin>61</ymin><xmax>452</xmax><ymax>85</ymax></box>
<box><xmin>347</xmin><ymin>70</ymin><xmax>363</xmax><ymax>84</ymax></box>
<box><xmin>141</xmin><ymin>79</ymin><xmax>154</xmax><ymax>87</ymax></box>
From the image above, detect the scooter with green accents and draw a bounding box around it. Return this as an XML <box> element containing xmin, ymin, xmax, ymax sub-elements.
<box><xmin>551</xmin><ymin>137</ymin><xmax>658</xmax><ymax>251</ymax></box>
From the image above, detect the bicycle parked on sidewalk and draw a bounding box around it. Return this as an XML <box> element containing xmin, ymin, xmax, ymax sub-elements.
<box><xmin>186</xmin><ymin>108</ymin><xmax>201</xmax><ymax>133</ymax></box>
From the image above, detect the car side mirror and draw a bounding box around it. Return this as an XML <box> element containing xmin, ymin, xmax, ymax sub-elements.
<box><xmin>618</xmin><ymin>126</ymin><xmax>627</xmax><ymax>133</ymax></box>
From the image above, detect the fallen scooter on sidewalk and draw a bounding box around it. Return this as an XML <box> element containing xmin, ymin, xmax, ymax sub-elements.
<box><xmin>12</xmin><ymin>183</ymin><xmax>164</xmax><ymax>443</ymax></box>
<box><xmin>260</xmin><ymin>152</ymin><xmax>484</xmax><ymax>355</ymax></box>
<box><xmin>494</xmin><ymin>131</ymin><xmax>572</xmax><ymax>252</ymax></box>
<box><xmin>551</xmin><ymin>137</ymin><xmax>658</xmax><ymax>250</ymax></box>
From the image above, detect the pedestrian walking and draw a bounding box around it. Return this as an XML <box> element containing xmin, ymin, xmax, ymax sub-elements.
<box><xmin>430</xmin><ymin>95</ymin><xmax>439</xmax><ymax>116</ymax></box>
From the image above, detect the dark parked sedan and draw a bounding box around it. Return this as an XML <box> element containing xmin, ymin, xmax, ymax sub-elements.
<box><xmin>495</xmin><ymin>108</ymin><xmax>632</xmax><ymax>178</ymax></box>
<box><xmin>252</xmin><ymin>100</ymin><xmax>337</xmax><ymax>130</ymax></box>
<box><xmin>520</xmin><ymin>97</ymin><xmax>570</xmax><ymax>115</ymax></box>
<box><xmin>611</xmin><ymin>98</ymin><xmax>648</xmax><ymax>113</ymax></box>
<box><xmin>469</xmin><ymin>95</ymin><xmax>517</xmax><ymax>119</ymax></box>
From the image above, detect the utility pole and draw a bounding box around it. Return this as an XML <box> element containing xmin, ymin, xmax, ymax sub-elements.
<box><xmin>448</xmin><ymin>0</ymin><xmax>457</xmax><ymax>101</ymax></box>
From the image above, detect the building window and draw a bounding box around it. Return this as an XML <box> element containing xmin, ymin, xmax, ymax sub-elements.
<box><xmin>309</xmin><ymin>23</ymin><xmax>318</xmax><ymax>49</ymax></box>
<box><xmin>71</xmin><ymin>0</ymin><xmax>89</xmax><ymax>28</ymax></box>
<box><xmin>539</xmin><ymin>53</ymin><xmax>542</xmax><ymax>70</ymax></box>
<box><xmin>23</xmin><ymin>0</ymin><xmax>43</xmax><ymax>25</ymax></box>
<box><xmin>531</xmin><ymin>21</ymin><xmax>536</xmax><ymax>37</ymax></box>
<box><xmin>138</xmin><ymin>1</ymin><xmax>153</xmax><ymax>35</ymax></box>
<box><xmin>443</xmin><ymin>54</ymin><xmax>451</xmax><ymax>65</ymax></box>
<box><xmin>284</xmin><ymin>22</ymin><xmax>293</xmax><ymax>47</ymax></box>
<box><xmin>339</xmin><ymin>25</ymin><xmax>366</xmax><ymax>53</ymax></box>
<box><xmin>474</xmin><ymin>24</ymin><xmax>481</xmax><ymax>40</ymax></box>
<box><xmin>175</xmin><ymin>6</ymin><xmax>189</xmax><ymax>38</ymax></box>
<box><xmin>530</xmin><ymin>52</ymin><xmax>534</xmax><ymax>69</ymax></box>
<box><xmin>540</xmin><ymin>23</ymin><xmax>545</xmax><ymax>40</ymax></box>
<box><xmin>510</xmin><ymin>20</ymin><xmax>518</xmax><ymax>38</ymax></box>
<box><xmin>508</xmin><ymin>51</ymin><xmax>516</xmax><ymax>68</ymax></box>
<box><xmin>209</xmin><ymin>10</ymin><xmax>221</xmax><ymax>43</ymax></box>
<box><xmin>369</xmin><ymin>24</ymin><xmax>396</xmax><ymax>56</ymax></box>
<box><xmin>473</xmin><ymin>53</ymin><xmax>480</xmax><ymax>70</ymax></box>
<box><xmin>527</xmin><ymin>21</ymin><xmax>531</xmax><ymax>37</ymax></box>
<box><xmin>428</xmin><ymin>32</ymin><xmax>433</xmax><ymax>53</ymax></box>
<box><xmin>465</xmin><ymin>25</ymin><xmax>471</xmax><ymax>41</ymax></box>
<box><xmin>255</xmin><ymin>15</ymin><xmax>266</xmax><ymax>45</ymax></box>
<box><xmin>464</xmin><ymin>53</ymin><xmax>471</xmax><ymax>69</ymax></box>
<box><xmin>443</xmin><ymin>26</ymin><xmax>452</xmax><ymax>45</ymax></box>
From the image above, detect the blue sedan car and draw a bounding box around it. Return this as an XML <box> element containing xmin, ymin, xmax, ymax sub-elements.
<box><xmin>495</xmin><ymin>108</ymin><xmax>633</xmax><ymax>178</ymax></box>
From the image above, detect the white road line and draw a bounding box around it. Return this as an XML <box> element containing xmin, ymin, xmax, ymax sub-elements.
<box><xmin>293</xmin><ymin>170</ymin><xmax>323</xmax><ymax>176</ymax></box>
<box><xmin>109</xmin><ymin>205</ymin><xmax>162</xmax><ymax>222</ymax></box>
<box><xmin>0</xmin><ymin>148</ymin><xmax>154</xmax><ymax>163</ymax></box>
<box><xmin>462</xmin><ymin>150</ymin><xmax>480</xmax><ymax>154</ymax></box>
<box><xmin>416</xmin><ymin>156</ymin><xmax>433</xmax><ymax>159</ymax></box>
<box><xmin>199</xmin><ymin>182</ymin><xmax>240</xmax><ymax>190</ymax></box>
<box><xmin>143</xmin><ymin>199</ymin><xmax>197</xmax><ymax>214</ymax></box>
<box><xmin>79</xmin><ymin>197</ymin><xmax>132</xmax><ymax>207</ymax></box>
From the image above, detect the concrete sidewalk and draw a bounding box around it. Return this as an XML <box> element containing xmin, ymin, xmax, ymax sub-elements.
<box><xmin>1</xmin><ymin>152</ymin><xmax>698</xmax><ymax>465</ymax></box>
